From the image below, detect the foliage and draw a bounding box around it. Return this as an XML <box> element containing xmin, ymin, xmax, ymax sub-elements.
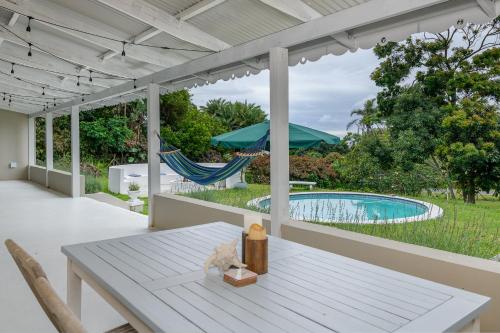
<box><xmin>346</xmin><ymin>99</ymin><xmax>381</xmax><ymax>133</ymax></box>
<box><xmin>160</xmin><ymin>90</ymin><xmax>195</xmax><ymax>128</ymax></box>
<box><xmin>438</xmin><ymin>98</ymin><xmax>500</xmax><ymax>203</ymax></box>
<box><xmin>161</xmin><ymin>108</ymin><xmax>226</xmax><ymax>160</ymax></box>
<box><xmin>201</xmin><ymin>98</ymin><xmax>267</xmax><ymax>131</ymax></box>
<box><xmin>80</xmin><ymin>117</ymin><xmax>133</xmax><ymax>157</ymax></box>
<box><xmin>336</xmin><ymin>131</ymin><xmax>445</xmax><ymax>195</ymax></box>
<box><xmin>128</xmin><ymin>183</ymin><xmax>140</xmax><ymax>191</ymax></box>
<box><xmin>84</xmin><ymin>176</ymin><xmax>105</xmax><ymax>194</ymax></box>
<box><xmin>355</xmin><ymin>18</ymin><xmax>500</xmax><ymax>202</ymax></box>
<box><xmin>246</xmin><ymin>155</ymin><xmax>338</xmax><ymax>188</ymax></box>
<box><xmin>35</xmin><ymin>117</ymin><xmax>46</xmax><ymax>165</ymax></box>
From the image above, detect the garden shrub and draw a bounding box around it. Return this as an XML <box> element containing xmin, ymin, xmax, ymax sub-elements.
<box><xmin>246</xmin><ymin>155</ymin><xmax>337</xmax><ymax>188</ymax></box>
<box><xmin>85</xmin><ymin>176</ymin><xmax>103</xmax><ymax>194</ymax></box>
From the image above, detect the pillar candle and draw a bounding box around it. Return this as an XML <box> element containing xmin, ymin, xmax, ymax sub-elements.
<box><xmin>243</xmin><ymin>214</ymin><xmax>262</xmax><ymax>233</ymax></box>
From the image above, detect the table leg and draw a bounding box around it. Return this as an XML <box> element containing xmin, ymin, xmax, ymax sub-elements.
<box><xmin>67</xmin><ymin>258</ymin><xmax>82</xmax><ymax>319</ymax></box>
<box><xmin>458</xmin><ymin>318</ymin><xmax>480</xmax><ymax>333</ymax></box>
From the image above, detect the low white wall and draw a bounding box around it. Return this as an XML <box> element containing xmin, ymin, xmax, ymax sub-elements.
<box><xmin>152</xmin><ymin>193</ymin><xmax>500</xmax><ymax>332</ymax></box>
<box><xmin>47</xmin><ymin>169</ymin><xmax>84</xmax><ymax>197</ymax></box>
<box><xmin>29</xmin><ymin>166</ymin><xmax>84</xmax><ymax>196</ymax></box>
<box><xmin>109</xmin><ymin>163</ymin><xmax>240</xmax><ymax>195</ymax></box>
<box><xmin>29</xmin><ymin>165</ymin><xmax>46</xmax><ymax>186</ymax></box>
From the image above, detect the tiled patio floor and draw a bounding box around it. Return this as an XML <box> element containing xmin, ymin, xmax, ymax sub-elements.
<box><xmin>0</xmin><ymin>181</ymin><xmax>149</xmax><ymax>332</ymax></box>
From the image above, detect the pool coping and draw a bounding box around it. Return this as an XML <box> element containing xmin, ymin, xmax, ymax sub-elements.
<box><xmin>247</xmin><ymin>191</ymin><xmax>444</xmax><ymax>224</ymax></box>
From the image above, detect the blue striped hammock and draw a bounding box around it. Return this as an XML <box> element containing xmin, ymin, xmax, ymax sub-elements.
<box><xmin>158</xmin><ymin>131</ymin><xmax>269</xmax><ymax>186</ymax></box>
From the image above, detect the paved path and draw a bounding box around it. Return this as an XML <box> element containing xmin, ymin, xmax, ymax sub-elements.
<box><xmin>86</xmin><ymin>192</ymin><xmax>129</xmax><ymax>210</ymax></box>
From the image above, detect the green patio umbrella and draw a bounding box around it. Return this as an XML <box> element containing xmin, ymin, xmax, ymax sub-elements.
<box><xmin>211</xmin><ymin>120</ymin><xmax>340</xmax><ymax>149</ymax></box>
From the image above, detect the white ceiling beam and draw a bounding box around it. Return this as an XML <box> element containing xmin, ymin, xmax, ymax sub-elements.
<box><xmin>8</xmin><ymin>13</ymin><xmax>20</xmax><ymax>27</ymax></box>
<box><xmin>476</xmin><ymin>0</ymin><xmax>497</xmax><ymax>17</ymax></box>
<box><xmin>176</xmin><ymin>0</ymin><xmax>226</xmax><ymax>21</ymax></box>
<box><xmin>94</xmin><ymin>0</ymin><xmax>231</xmax><ymax>51</ymax></box>
<box><xmin>0</xmin><ymin>25</ymin><xmax>149</xmax><ymax>80</ymax></box>
<box><xmin>258</xmin><ymin>0</ymin><xmax>359</xmax><ymax>52</ymax></box>
<box><xmin>331</xmin><ymin>32</ymin><xmax>358</xmax><ymax>52</ymax></box>
<box><xmin>100</xmin><ymin>27</ymin><xmax>163</xmax><ymax>62</ymax></box>
<box><xmin>0</xmin><ymin>74</ymin><xmax>73</xmax><ymax>98</ymax></box>
<box><xmin>0</xmin><ymin>45</ymin><xmax>111</xmax><ymax>90</ymax></box>
<box><xmin>0</xmin><ymin>0</ymin><xmax>189</xmax><ymax>68</ymax></box>
<box><xmin>258</xmin><ymin>0</ymin><xmax>322</xmax><ymax>21</ymax></box>
<box><xmin>100</xmin><ymin>1</ymin><xmax>225</xmax><ymax>62</ymax></box>
<box><xmin>0</xmin><ymin>82</ymin><xmax>67</xmax><ymax>103</ymax></box>
<box><xmin>0</xmin><ymin>99</ymin><xmax>40</xmax><ymax>114</ymax></box>
<box><xmin>0</xmin><ymin>43</ymin><xmax>116</xmax><ymax>88</ymax></box>
<box><xmin>41</xmin><ymin>0</ymin><xmax>470</xmax><ymax>117</ymax></box>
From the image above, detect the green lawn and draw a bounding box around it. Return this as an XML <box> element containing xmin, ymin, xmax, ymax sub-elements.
<box><xmin>182</xmin><ymin>184</ymin><xmax>499</xmax><ymax>259</ymax></box>
<box><xmin>104</xmin><ymin>183</ymin><xmax>498</xmax><ymax>259</ymax></box>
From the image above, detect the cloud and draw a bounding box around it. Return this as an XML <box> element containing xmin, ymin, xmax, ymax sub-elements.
<box><xmin>191</xmin><ymin>48</ymin><xmax>381</xmax><ymax>138</ymax></box>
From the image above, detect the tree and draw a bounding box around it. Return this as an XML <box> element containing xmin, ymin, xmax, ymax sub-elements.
<box><xmin>201</xmin><ymin>99</ymin><xmax>267</xmax><ymax>130</ymax></box>
<box><xmin>161</xmin><ymin>108</ymin><xmax>226</xmax><ymax>160</ymax></box>
<box><xmin>437</xmin><ymin>98</ymin><xmax>499</xmax><ymax>203</ymax></box>
<box><xmin>346</xmin><ymin>99</ymin><xmax>381</xmax><ymax>133</ymax></box>
<box><xmin>80</xmin><ymin>117</ymin><xmax>133</xmax><ymax>158</ymax></box>
<box><xmin>160</xmin><ymin>90</ymin><xmax>194</xmax><ymax>128</ymax></box>
<box><xmin>366</xmin><ymin>17</ymin><xmax>499</xmax><ymax>202</ymax></box>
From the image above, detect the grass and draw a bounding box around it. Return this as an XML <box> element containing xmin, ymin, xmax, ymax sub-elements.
<box><xmin>88</xmin><ymin>171</ymin><xmax>499</xmax><ymax>259</ymax></box>
<box><xmin>182</xmin><ymin>184</ymin><xmax>500</xmax><ymax>259</ymax></box>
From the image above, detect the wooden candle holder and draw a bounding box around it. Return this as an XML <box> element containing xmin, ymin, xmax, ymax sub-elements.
<box><xmin>244</xmin><ymin>238</ymin><xmax>268</xmax><ymax>275</ymax></box>
<box><xmin>241</xmin><ymin>231</ymin><xmax>247</xmax><ymax>264</ymax></box>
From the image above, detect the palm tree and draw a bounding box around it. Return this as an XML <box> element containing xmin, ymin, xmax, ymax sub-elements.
<box><xmin>201</xmin><ymin>99</ymin><xmax>266</xmax><ymax>130</ymax></box>
<box><xmin>346</xmin><ymin>99</ymin><xmax>381</xmax><ymax>133</ymax></box>
<box><xmin>200</xmin><ymin>98</ymin><xmax>231</xmax><ymax>119</ymax></box>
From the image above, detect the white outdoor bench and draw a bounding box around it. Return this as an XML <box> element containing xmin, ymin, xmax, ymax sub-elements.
<box><xmin>290</xmin><ymin>180</ymin><xmax>316</xmax><ymax>190</ymax></box>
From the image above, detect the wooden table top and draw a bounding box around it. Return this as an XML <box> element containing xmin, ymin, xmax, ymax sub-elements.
<box><xmin>62</xmin><ymin>222</ymin><xmax>490</xmax><ymax>332</ymax></box>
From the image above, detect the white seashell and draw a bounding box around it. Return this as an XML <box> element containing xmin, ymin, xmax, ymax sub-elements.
<box><xmin>204</xmin><ymin>239</ymin><xmax>246</xmax><ymax>274</ymax></box>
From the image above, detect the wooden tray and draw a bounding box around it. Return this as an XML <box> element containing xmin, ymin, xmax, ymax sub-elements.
<box><xmin>223</xmin><ymin>268</ymin><xmax>258</xmax><ymax>287</ymax></box>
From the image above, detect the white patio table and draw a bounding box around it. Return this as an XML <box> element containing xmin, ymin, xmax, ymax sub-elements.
<box><xmin>62</xmin><ymin>222</ymin><xmax>489</xmax><ymax>333</ymax></box>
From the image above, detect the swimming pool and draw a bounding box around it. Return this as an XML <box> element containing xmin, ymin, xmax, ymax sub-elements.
<box><xmin>249</xmin><ymin>192</ymin><xmax>442</xmax><ymax>224</ymax></box>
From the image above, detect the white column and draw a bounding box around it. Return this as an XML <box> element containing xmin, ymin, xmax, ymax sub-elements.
<box><xmin>71</xmin><ymin>105</ymin><xmax>80</xmax><ymax>197</ymax></box>
<box><xmin>28</xmin><ymin>117</ymin><xmax>35</xmax><ymax>180</ymax></box>
<box><xmin>269</xmin><ymin>47</ymin><xmax>289</xmax><ymax>237</ymax></box>
<box><xmin>45</xmin><ymin>112</ymin><xmax>53</xmax><ymax>187</ymax></box>
<box><xmin>147</xmin><ymin>83</ymin><xmax>161</xmax><ymax>228</ymax></box>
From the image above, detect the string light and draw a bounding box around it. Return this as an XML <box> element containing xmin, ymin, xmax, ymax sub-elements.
<box><xmin>2</xmin><ymin>93</ymin><xmax>5</xmax><ymax>101</ymax></box>
<box><xmin>81</xmin><ymin>95</ymin><xmax>85</xmax><ymax>102</ymax></box>
<box><xmin>53</xmin><ymin>98</ymin><xmax>56</xmax><ymax>107</ymax></box>
<box><xmin>0</xmin><ymin>58</ymin><xmax>130</xmax><ymax>83</ymax></box>
<box><xmin>133</xmin><ymin>79</ymin><xmax>137</xmax><ymax>89</ymax></box>
<box><xmin>121</xmin><ymin>41</ymin><xmax>126</xmax><ymax>57</ymax></box>
<box><xmin>76</xmin><ymin>76</ymin><xmax>80</xmax><ymax>86</ymax></box>
<box><xmin>42</xmin><ymin>87</ymin><xmax>45</xmax><ymax>95</ymax></box>
<box><xmin>28</xmin><ymin>43</ymin><xmax>32</xmax><ymax>57</ymax></box>
<box><xmin>0</xmin><ymin>69</ymin><xmax>79</xmax><ymax>96</ymax></box>
<box><xmin>0</xmin><ymin>22</ymin><xmax>133</xmax><ymax>80</ymax></box>
<box><xmin>26</xmin><ymin>16</ymin><xmax>32</xmax><ymax>32</ymax></box>
<box><xmin>10</xmin><ymin>63</ymin><xmax>14</xmax><ymax>74</ymax></box>
<box><xmin>9</xmin><ymin>95</ymin><xmax>12</xmax><ymax>103</ymax></box>
<box><xmin>88</xmin><ymin>70</ymin><xmax>93</xmax><ymax>82</ymax></box>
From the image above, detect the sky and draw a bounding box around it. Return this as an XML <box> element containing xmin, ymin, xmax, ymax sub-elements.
<box><xmin>190</xmin><ymin>48</ymin><xmax>381</xmax><ymax>138</ymax></box>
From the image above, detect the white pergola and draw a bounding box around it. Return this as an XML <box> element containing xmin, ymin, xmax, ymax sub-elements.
<box><xmin>2</xmin><ymin>0</ymin><xmax>496</xmax><ymax>235</ymax></box>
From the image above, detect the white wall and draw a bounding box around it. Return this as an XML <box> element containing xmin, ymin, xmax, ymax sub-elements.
<box><xmin>0</xmin><ymin>110</ymin><xmax>28</xmax><ymax>180</ymax></box>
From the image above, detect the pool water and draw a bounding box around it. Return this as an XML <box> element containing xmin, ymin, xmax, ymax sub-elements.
<box><xmin>254</xmin><ymin>192</ymin><xmax>434</xmax><ymax>223</ymax></box>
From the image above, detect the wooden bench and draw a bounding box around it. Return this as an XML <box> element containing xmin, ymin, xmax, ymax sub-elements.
<box><xmin>289</xmin><ymin>180</ymin><xmax>316</xmax><ymax>190</ymax></box>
